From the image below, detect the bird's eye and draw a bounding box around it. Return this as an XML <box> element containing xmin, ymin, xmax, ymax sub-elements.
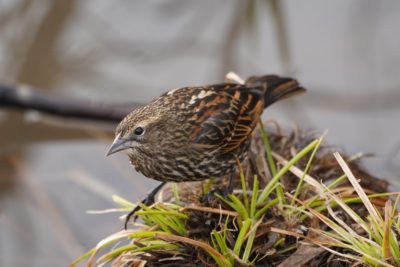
<box><xmin>134</xmin><ymin>127</ymin><xmax>144</xmax><ymax>135</ymax></box>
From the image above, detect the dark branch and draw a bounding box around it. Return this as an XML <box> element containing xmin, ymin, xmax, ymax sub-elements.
<box><xmin>0</xmin><ymin>84</ymin><xmax>143</xmax><ymax>122</ymax></box>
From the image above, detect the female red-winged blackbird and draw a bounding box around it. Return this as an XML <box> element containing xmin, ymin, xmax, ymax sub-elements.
<box><xmin>107</xmin><ymin>74</ymin><xmax>306</xmax><ymax>228</ymax></box>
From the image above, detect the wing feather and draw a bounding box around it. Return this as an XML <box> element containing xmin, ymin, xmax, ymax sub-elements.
<box><xmin>190</xmin><ymin>84</ymin><xmax>264</xmax><ymax>153</ymax></box>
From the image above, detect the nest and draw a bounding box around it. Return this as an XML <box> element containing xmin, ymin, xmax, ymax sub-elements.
<box><xmin>75</xmin><ymin>125</ymin><xmax>394</xmax><ymax>267</ymax></box>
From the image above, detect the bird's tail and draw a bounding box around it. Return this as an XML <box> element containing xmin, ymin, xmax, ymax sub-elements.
<box><xmin>245</xmin><ymin>75</ymin><xmax>306</xmax><ymax>108</ymax></box>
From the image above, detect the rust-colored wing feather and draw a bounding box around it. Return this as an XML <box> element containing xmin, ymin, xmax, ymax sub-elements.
<box><xmin>183</xmin><ymin>75</ymin><xmax>304</xmax><ymax>154</ymax></box>
<box><xmin>219</xmin><ymin>87</ymin><xmax>264</xmax><ymax>153</ymax></box>
<box><xmin>189</xmin><ymin>84</ymin><xmax>264</xmax><ymax>153</ymax></box>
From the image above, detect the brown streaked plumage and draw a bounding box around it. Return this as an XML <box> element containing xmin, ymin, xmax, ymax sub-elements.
<box><xmin>108</xmin><ymin>74</ymin><xmax>305</xmax><ymax>182</ymax></box>
<box><xmin>107</xmin><ymin>74</ymin><xmax>306</xmax><ymax>227</ymax></box>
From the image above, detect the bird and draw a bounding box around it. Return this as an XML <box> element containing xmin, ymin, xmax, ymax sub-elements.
<box><xmin>107</xmin><ymin>73</ymin><xmax>306</xmax><ymax>228</ymax></box>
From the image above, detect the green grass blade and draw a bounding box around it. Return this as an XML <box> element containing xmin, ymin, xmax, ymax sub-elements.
<box><xmin>259</xmin><ymin>120</ymin><xmax>285</xmax><ymax>204</ymax></box>
<box><xmin>238</xmin><ymin>159</ymin><xmax>249</xmax><ymax>211</ymax></box>
<box><xmin>255</xmin><ymin>197</ymin><xmax>279</xmax><ymax>219</ymax></box>
<box><xmin>250</xmin><ymin>175</ymin><xmax>259</xmax><ymax>218</ymax></box>
<box><xmin>219</xmin><ymin>194</ymin><xmax>249</xmax><ymax>220</ymax></box>
<box><xmin>233</xmin><ymin>219</ymin><xmax>252</xmax><ymax>255</ymax></box>
<box><xmin>291</xmin><ymin>134</ymin><xmax>324</xmax><ymax>205</ymax></box>
<box><xmin>257</xmin><ymin>139</ymin><xmax>319</xmax><ymax>205</ymax></box>
<box><xmin>259</xmin><ymin>120</ymin><xmax>277</xmax><ymax>176</ymax></box>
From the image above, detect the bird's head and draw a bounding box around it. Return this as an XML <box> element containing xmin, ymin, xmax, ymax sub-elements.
<box><xmin>106</xmin><ymin>108</ymin><xmax>164</xmax><ymax>156</ymax></box>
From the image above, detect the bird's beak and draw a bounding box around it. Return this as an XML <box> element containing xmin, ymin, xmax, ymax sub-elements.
<box><xmin>106</xmin><ymin>134</ymin><xmax>130</xmax><ymax>156</ymax></box>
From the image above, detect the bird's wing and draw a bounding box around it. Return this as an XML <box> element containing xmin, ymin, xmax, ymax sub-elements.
<box><xmin>189</xmin><ymin>84</ymin><xmax>264</xmax><ymax>153</ymax></box>
<box><xmin>220</xmin><ymin>86</ymin><xmax>264</xmax><ymax>153</ymax></box>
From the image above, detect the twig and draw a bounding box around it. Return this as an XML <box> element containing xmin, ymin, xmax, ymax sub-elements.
<box><xmin>0</xmin><ymin>83</ymin><xmax>143</xmax><ymax>122</ymax></box>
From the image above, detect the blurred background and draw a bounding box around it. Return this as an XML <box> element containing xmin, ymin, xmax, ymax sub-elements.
<box><xmin>0</xmin><ymin>1</ymin><xmax>399</xmax><ymax>266</ymax></box>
